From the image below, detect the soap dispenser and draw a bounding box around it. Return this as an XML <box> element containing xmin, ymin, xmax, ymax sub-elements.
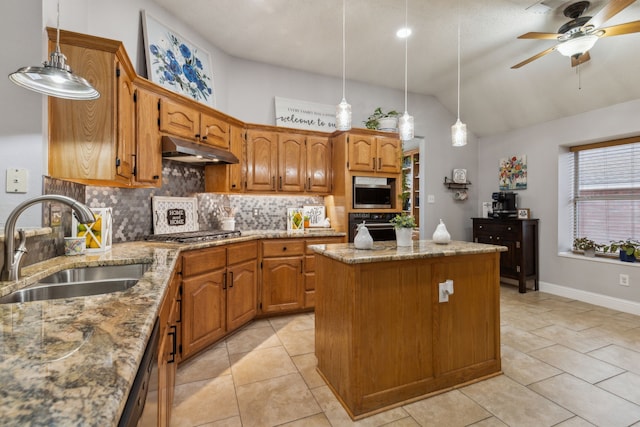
<box><xmin>354</xmin><ymin>221</ymin><xmax>374</xmax><ymax>249</ymax></box>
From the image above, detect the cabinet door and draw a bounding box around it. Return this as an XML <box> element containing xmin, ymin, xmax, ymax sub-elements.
<box><xmin>306</xmin><ymin>136</ymin><xmax>331</xmax><ymax>193</ymax></box>
<box><xmin>227</xmin><ymin>259</ymin><xmax>258</xmax><ymax>332</ymax></box>
<box><xmin>159</xmin><ymin>98</ymin><xmax>199</xmax><ymax>140</ymax></box>
<box><xmin>116</xmin><ymin>60</ymin><xmax>135</xmax><ymax>181</ymax></box>
<box><xmin>182</xmin><ymin>269</ymin><xmax>226</xmax><ymax>359</ymax></box>
<box><xmin>376</xmin><ymin>137</ymin><xmax>401</xmax><ymax>173</ymax></box>
<box><xmin>261</xmin><ymin>257</ymin><xmax>304</xmax><ymax>313</ymax></box>
<box><xmin>347</xmin><ymin>135</ymin><xmax>376</xmax><ymax>171</ymax></box>
<box><xmin>200</xmin><ymin>113</ymin><xmax>230</xmax><ymax>148</ymax></box>
<box><xmin>228</xmin><ymin>124</ymin><xmax>245</xmax><ymax>191</ymax></box>
<box><xmin>134</xmin><ymin>86</ymin><xmax>162</xmax><ymax>185</ymax></box>
<box><xmin>278</xmin><ymin>133</ymin><xmax>306</xmax><ymax>192</ymax></box>
<box><xmin>246</xmin><ymin>130</ymin><xmax>278</xmax><ymax>191</ymax></box>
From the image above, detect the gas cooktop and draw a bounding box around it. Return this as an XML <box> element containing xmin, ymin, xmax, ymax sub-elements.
<box><xmin>144</xmin><ymin>229</ymin><xmax>241</xmax><ymax>243</ymax></box>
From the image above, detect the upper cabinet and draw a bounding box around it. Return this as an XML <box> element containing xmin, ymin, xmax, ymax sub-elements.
<box><xmin>306</xmin><ymin>136</ymin><xmax>332</xmax><ymax>193</ymax></box>
<box><xmin>48</xmin><ymin>28</ymin><xmax>137</xmax><ymax>187</ymax></box>
<box><xmin>347</xmin><ymin>133</ymin><xmax>401</xmax><ymax>173</ymax></box>
<box><xmin>133</xmin><ymin>82</ymin><xmax>162</xmax><ymax>186</ymax></box>
<box><xmin>159</xmin><ymin>98</ymin><xmax>230</xmax><ymax>149</ymax></box>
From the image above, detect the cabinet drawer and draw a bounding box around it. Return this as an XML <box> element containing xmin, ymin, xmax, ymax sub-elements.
<box><xmin>228</xmin><ymin>241</ymin><xmax>258</xmax><ymax>265</ymax></box>
<box><xmin>305</xmin><ymin>237</ymin><xmax>344</xmax><ymax>254</ymax></box>
<box><xmin>262</xmin><ymin>240</ymin><xmax>305</xmax><ymax>257</ymax></box>
<box><xmin>182</xmin><ymin>247</ymin><xmax>226</xmax><ymax>277</ymax></box>
<box><xmin>159</xmin><ymin>98</ymin><xmax>198</xmax><ymax>140</ymax></box>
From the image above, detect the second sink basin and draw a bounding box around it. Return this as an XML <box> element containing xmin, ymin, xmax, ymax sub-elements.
<box><xmin>0</xmin><ymin>263</ymin><xmax>151</xmax><ymax>304</ymax></box>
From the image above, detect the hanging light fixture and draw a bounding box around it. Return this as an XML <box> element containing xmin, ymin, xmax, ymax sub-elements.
<box><xmin>451</xmin><ymin>2</ymin><xmax>467</xmax><ymax>147</ymax></box>
<box><xmin>8</xmin><ymin>0</ymin><xmax>99</xmax><ymax>100</ymax></box>
<box><xmin>398</xmin><ymin>0</ymin><xmax>414</xmax><ymax>141</ymax></box>
<box><xmin>335</xmin><ymin>0</ymin><xmax>351</xmax><ymax>131</ymax></box>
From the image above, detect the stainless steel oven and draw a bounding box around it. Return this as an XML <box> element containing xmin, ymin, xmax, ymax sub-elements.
<box><xmin>348</xmin><ymin>212</ymin><xmax>397</xmax><ymax>242</ymax></box>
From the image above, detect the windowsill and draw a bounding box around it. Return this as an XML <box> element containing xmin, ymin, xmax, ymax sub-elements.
<box><xmin>558</xmin><ymin>251</ymin><xmax>640</xmax><ymax>268</ymax></box>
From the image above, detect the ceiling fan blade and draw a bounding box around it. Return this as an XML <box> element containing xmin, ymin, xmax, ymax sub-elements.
<box><xmin>571</xmin><ymin>51</ymin><xmax>591</xmax><ymax>67</ymax></box>
<box><xmin>511</xmin><ymin>46</ymin><xmax>558</xmax><ymax>69</ymax></box>
<box><xmin>517</xmin><ymin>32</ymin><xmax>560</xmax><ymax>40</ymax></box>
<box><xmin>584</xmin><ymin>0</ymin><xmax>636</xmax><ymax>30</ymax></box>
<box><xmin>599</xmin><ymin>20</ymin><xmax>640</xmax><ymax>37</ymax></box>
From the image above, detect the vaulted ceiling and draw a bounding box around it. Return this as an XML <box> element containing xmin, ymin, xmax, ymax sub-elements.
<box><xmin>151</xmin><ymin>0</ymin><xmax>640</xmax><ymax>137</ymax></box>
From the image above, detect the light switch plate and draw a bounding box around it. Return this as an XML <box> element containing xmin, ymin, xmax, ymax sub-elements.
<box><xmin>6</xmin><ymin>168</ymin><xmax>28</xmax><ymax>193</ymax></box>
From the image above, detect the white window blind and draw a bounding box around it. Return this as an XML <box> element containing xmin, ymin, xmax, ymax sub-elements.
<box><xmin>571</xmin><ymin>139</ymin><xmax>640</xmax><ymax>244</ymax></box>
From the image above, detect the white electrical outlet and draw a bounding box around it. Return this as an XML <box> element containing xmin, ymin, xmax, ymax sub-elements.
<box><xmin>438</xmin><ymin>279</ymin><xmax>454</xmax><ymax>303</ymax></box>
<box><xmin>427</xmin><ymin>194</ymin><xmax>435</xmax><ymax>204</ymax></box>
<box><xmin>619</xmin><ymin>274</ymin><xmax>629</xmax><ymax>287</ymax></box>
<box><xmin>6</xmin><ymin>168</ymin><xmax>28</xmax><ymax>193</ymax></box>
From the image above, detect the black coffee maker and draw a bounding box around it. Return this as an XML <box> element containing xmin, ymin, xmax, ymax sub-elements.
<box><xmin>491</xmin><ymin>192</ymin><xmax>517</xmax><ymax>218</ymax></box>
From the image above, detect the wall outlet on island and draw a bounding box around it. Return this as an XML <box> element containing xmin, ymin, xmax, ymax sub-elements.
<box><xmin>619</xmin><ymin>274</ymin><xmax>629</xmax><ymax>286</ymax></box>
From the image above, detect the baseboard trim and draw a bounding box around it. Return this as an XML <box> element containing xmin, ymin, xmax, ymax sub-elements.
<box><xmin>539</xmin><ymin>281</ymin><xmax>640</xmax><ymax>316</ymax></box>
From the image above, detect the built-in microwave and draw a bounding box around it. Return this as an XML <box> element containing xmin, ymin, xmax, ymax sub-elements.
<box><xmin>353</xmin><ymin>177</ymin><xmax>393</xmax><ymax>209</ymax></box>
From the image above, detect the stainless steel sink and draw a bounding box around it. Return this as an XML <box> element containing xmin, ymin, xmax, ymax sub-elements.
<box><xmin>0</xmin><ymin>263</ymin><xmax>150</xmax><ymax>304</ymax></box>
<box><xmin>37</xmin><ymin>263</ymin><xmax>149</xmax><ymax>284</ymax></box>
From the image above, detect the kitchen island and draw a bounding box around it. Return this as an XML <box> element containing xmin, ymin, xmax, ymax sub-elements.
<box><xmin>311</xmin><ymin>240</ymin><xmax>507</xmax><ymax>419</ymax></box>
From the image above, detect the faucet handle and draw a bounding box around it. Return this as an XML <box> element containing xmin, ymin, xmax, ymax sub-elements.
<box><xmin>16</xmin><ymin>229</ymin><xmax>27</xmax><ymax>253</ymax></box>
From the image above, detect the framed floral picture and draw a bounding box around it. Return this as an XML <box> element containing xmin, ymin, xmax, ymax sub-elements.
<box><xmin>142</xmin><ymin>11</ymin><xmax>215</xmax><ymax>107</ymax></box>
<box><xmin>499</xmin><ymin>155</ymin><xmax>527</xmax><ymax>190</ymax></box>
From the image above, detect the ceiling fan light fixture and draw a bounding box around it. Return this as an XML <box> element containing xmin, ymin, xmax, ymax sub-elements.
<box><xmin>8</xmin><ymin>1</ymin><xmax>99</xmax><ymax>100</ymax></box>
<box><xmin>556</xmin><ymin>34</ymin><xmax>598</xmax><ymax>57</ymax></box>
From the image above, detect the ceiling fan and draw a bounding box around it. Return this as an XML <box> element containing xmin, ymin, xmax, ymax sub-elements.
<box><xmin>512</xmin><ymin>0</ymin><xmax>640</xmax><ymax>69</ymax></box>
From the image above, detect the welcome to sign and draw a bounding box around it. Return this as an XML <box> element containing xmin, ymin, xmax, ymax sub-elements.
<box><xmin>274</xmin><ymin>96</ymin><xmax>337</xmax><ymax>132</ymax></box>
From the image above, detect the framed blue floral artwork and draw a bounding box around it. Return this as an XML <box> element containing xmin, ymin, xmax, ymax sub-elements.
<box><xmin>142</xmin><ymin>11</ymin><xmax>215</xmax><ymax>107</ymax></box>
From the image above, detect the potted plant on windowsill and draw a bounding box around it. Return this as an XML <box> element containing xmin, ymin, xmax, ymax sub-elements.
<box><xmin>604</xmin><ymin>239</ymin><xmax>640</xmax><ymax>262</ymax></box>
<box><xmin>573</xmin><ymin>237</ymin><xmax>602</xmax><ymax>257</ymax></box>
<box><xmin>390</xmin><ymin>213</ymin><xmax>416</xmax><ymax>247</ymax></box>
<box><xmin>364</xmin><ymin>108</ymin><xmax>400</xmax><ymax>131</ymax></box>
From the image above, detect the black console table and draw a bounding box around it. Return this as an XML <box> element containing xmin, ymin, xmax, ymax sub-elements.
<box><xmin>472</xmin><ymin>218</ymin><xmax>539</xmax><ymax>293</ymax></box>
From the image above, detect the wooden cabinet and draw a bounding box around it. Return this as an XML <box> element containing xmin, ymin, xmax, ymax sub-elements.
<box><xmin>204</xmin><ymin>123</ymin><xmax>245</xmax><ymax>192</ymax></box>
<box><xmin>260</xmin><ymin>239</ymin><xmax>305</xmax><ymax>313</ymax></box>
<box><xmin>347</xmin><ymin>134</ymin><xmax>401</xmax><ymax>173</ymax></box>
<box><xmin>156</xmin><ymin>259</ymin><xmax>181</xmax><ymax>427</ymax></box>
<box><xmin>133</xmin><ymin>84</ymin><xmax>162</xmax><ymax>186</ymax></box>
<box><xmin>303</xmin><ymin>236</ymin><xmax>345</xmax><ymax>307</ymax></box>
<box><xmin>244</xmin><ymin>129</ymin><xmax>332</xmax><ymax>194</ymax></box>
<box><xmin>48</xmin><ymin>28</ymin><xmax>138</xmax><ymax>187</ymax></box>
<box><xmin>472</xmin><ymin>218</ymin><xmax>539</xmax><ymax>293</ymax></box>
<box><xmin>306</xmin><ymin>136</ymin><xmax>332</xmax><ymax>193</ymax></box>
<box><xmin>159</xmin><ymin>97</ymin><xmax>230</xmax><ymax>149</ymax></box>
<box><xmin>181</xmin><ymin>242</ymin><xmax>257</xmax><ymax>360</ymax></box>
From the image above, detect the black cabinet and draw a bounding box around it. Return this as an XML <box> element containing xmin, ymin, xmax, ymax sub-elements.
<box><xmin>472</xmin><ymin>218</ymin><xmax>539</xmax><ymax>293</ymax></box>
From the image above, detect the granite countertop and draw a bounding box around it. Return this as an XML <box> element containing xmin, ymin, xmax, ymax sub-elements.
<box><xmin>0</xmin><ymin>229</ymin><xmax>345</xmax><ymax>426</ymax></box>
<box><xmin>309</xmin><ymin>240</ymin><xmax>508</xmax><ymax>264</ymax></box>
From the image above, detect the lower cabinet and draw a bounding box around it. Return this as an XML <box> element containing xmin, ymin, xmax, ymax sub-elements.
<box><xmin>181</xmin><ymin>241</ymin><xmax>258</xmax><ymax>360</ymax></box>
<box><xmin>260</xmin><ymin>239</ymin><xmax>305</xmax><ymax>313</ymax></box>
<box><xmin>304</xmin><ymin>236</ymin><xmax>345</xmax><ymax>308</ymax></box>
<box><xmin>156</xmin><ymin>259</ymin><xmax>181</xmax><ymax>427</ymax></box>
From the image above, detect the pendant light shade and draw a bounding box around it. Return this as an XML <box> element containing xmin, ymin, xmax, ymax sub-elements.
<box><xmin>451</xmin><ymin>4</ymin><xmax>466</xmax><ymax>147</ymax></box>
<box><xmin>8</xmin><ymin>1</ymin><xmax>99</xmax><ymax>100</ymax></box>
<box><xmin>399</xmin><ymin>0</ymin><xmax>414</xmax><ymax>141</ymax></box>
<box><xmin>451</xmin><ymin>118</ymin><xmax>467</xmax><ymax>147</ymax></box>
<box><xmin>335</xmin><ymin>0</ymin><xmax>351</xmax><ymax>131</ymax></box>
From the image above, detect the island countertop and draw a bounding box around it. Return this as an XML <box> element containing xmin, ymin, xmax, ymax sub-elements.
<box><xmin>309</xmin><ymin>240</ymin><xmax>507</xmax><ymax>264</ymax></box>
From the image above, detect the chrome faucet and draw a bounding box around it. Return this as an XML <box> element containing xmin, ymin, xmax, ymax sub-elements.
<box><xmin>1</xmin><ymin>195</ymin><xmax>95</xmax><ymax>282</ymax></box>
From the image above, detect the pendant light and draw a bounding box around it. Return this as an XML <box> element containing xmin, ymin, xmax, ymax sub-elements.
<box><xmin>335</xmin><ymin>0</ymin><xmax>352</xmax><ymax>131</ymax></box>
<box><xmin>451</xmin><ymin>2</ymin><xmax>467</xmax><ymax>147</ymax></box>
<box><xmin>398</xmin><ymin>0</ymin><xmax>414</xmax><ymax>141</ymax></box>
<box><xmin>8</xmin><ymin>0</ymin><xmax>100</xmax><ymax>100</ymax></box>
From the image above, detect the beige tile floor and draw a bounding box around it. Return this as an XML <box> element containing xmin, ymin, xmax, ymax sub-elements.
<box><xmin>170</xmin><ymin>285</ymin><xmax>640</xmax><ymax>427</ymax></box>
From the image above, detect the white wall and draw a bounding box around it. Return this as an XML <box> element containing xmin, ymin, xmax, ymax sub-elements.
<box><xmin>1</xmin><ymin>0</ymin><xmax>479</xmax><ymax>240</ymax></box>
<box><xmin>0</xmin><ymin>0</ymin><xmax>46</xmax><ymax>228</ymax></box>
<box><xmin>477</xmin><ymin>99</ymin><xmax>640</xmax><ymax>304</ymax></box>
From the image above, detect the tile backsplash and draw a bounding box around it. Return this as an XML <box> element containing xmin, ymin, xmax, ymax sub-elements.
<box><xmin>3</xmin><ymin>160</ymin><xmax>325</xmax><ymax>272</ymax></box>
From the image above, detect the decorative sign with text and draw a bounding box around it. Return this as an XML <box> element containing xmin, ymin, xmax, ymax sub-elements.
<box><xmin>275</xmin><ymin>96</ymin><xmax>336</xmax><ymax>132</ymax></box>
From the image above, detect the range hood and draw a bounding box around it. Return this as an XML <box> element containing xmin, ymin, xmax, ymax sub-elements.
<box><xmin>161</xmin><ymin>135</ymin><xmax>239</xmax><ymax>164</ymax></box>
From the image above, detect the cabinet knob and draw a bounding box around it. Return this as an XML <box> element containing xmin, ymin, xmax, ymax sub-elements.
<box><xmin>282</xmin><ymin>246</ymin><xmax>287</xmax><ymax>251</ymax></box>
<box><xmin>195</xmin><ymin>134</ymin><xmax>201</xmax><ymax>138</ymax></box>
<box><xmin>202</xmin><ymin>136</ymin><xmax>207</xmax><ymax>140</ymax></box>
